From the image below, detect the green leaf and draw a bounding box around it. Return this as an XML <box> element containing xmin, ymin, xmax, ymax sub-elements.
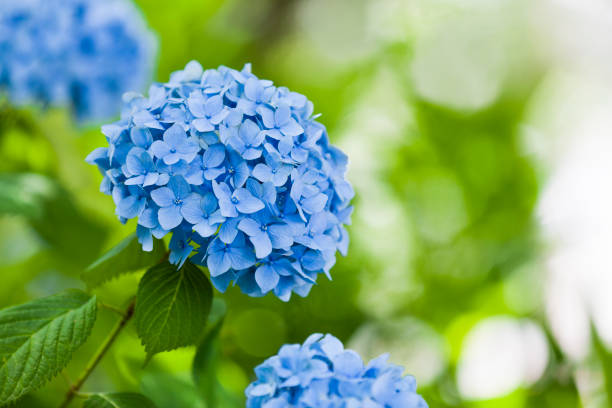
<box><xmin>0</xmin><ymin>173</ymin><xmax>54</xmax><ymax>218</ymax></box>
<box><xmin>0</xmin><ymin>290</ymin><xmax>97</xmax><ymax>404</ymax></box>
<box><xmin>591</xmin><ymin>323</ymin><xmax>612</xmax><ymax>408</ymax></box>
<box><xmin>82</xmin><ymin>233</ymin><xmax>167</xmax><ymax>289</ymax></box>
<box><xmin>192</xmin><ymin>314</ymin><xmax>225</xmax><ymax>407</ymax></box>
<box><xmin>141</xmin><ymin>372</ymin><xmax>204</xmax><ymax>408</ymax></box>
<box><xmin>0</xmin><ymin>173</ymin><xmax>108</xmax><ymax>267</ymax></box>
<box><xmin>83</xmin><ymin>393</ymin><xmax>157</xmax><ymax>408</ymax></box>
<box><xmin>135</xmin><ymin>260</ymin><xmax>212</xmax><ymax>361</ymax></box>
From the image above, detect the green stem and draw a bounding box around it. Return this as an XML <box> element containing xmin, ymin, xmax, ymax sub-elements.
<box><xmin>98</xmin><ymin>302</ymin><xmax>127</xmax><ymax>317</ymax></box>
<box><xmin>58</xmin><ymin>299</ymin><xmax>136</xmax><ymax>408</ymax></box>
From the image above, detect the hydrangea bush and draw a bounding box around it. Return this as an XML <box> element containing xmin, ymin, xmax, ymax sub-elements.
<box><xmin>246</xmin><ymin>333</ymin><xmax>428</xmax><ymax>408</ymax></box>
<box><xmin>0</xmin><ymin>0</ymin><xmax>155</xmax><ymax>122</ymax></box>
<box><xmin>87</xmin><ymin>61</ymin><xmax>354</xmax><ymax>301</ymax></box>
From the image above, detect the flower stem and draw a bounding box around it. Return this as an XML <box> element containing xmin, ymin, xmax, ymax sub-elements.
<box><xmin>58</xmin><ymin>298</ymin><xmax>136</xmax><ymax>408</ymax></box>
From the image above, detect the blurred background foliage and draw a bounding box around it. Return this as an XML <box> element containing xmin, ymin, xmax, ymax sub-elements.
<box><xmin>1</xmin><ymin>0</ymin><xmax>611</xmax><ymax>407</ymax></box>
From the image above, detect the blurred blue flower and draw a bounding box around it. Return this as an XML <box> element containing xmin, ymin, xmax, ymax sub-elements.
<box><xmin>88</xmin><ymin>60</ymin><xmax>354</xmax><ymax>301</ymax></box>
<box><xmin>0</xmin><ymin>0</ymin><xmax>156</xmax><ymax>122</ymax></box>
<box><xmin>245</xmin><ymin>334</ymin><xmax>428</xmax><ymax>408</ymax></box>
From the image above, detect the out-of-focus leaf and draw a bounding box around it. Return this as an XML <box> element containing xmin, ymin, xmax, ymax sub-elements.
<box><xmin>82</xmin><ymin>233</ymin><xmax>166</xmax><ymax>289</ymax></box>
<box><xmin>141</xmin><ymin>372</ymin><xmax>204</xmax><ymax>408</ymax></box>
<box><xmin>0</xmin><ymin>173</ymin><xmax>107</xmax><ymax>267</ymax></box>
<box><xmin>192</xmin><ymin>303</ymin><xmax>225</xmax><ymax>407</ymax></box>
<box><xmin>592</xmin><ymin>323</ymin><xmax>612</xmax><ymax>408</ymax></box>
<box><xmin>0</xmin><ymin>290</ymin><xmax>97</xmax><ymax>405</ymax></box>
<box><xmin>135</xmin><ymin>260</ymin><xmax>212</xmax><ymax>362</ymax></box>
<box><xmin>0</xmin><ymin>173</ymin><xmax>55</xmax><ymax>218</ymax></box>
<box><xmin>83</xmin><ymin>393</ymin><xmax>157</xmax><ymax>408</ymax></box>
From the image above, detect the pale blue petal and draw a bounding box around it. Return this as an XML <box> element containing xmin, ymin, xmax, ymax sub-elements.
<box><xmin>234</xmin><ymin>189</ymin><xmax>264</xmax><ymax>214</ymax></box>
<box><xmin>255</xmin><ymin>264</ymin><xmax>279</xmax><ymax>293</ymax></box>
<box><xmin>250</xmin><ymin>232</ymin><xmax>272</xmax><ymax>259</ymax></box>
<box><xmin>158</xmin><ymin>205</ymin><xmax>183</xmax><ymax>230</ymax></box>
<box><xmin>252</xmin><ymin>163</ymin><xmax>272</xmax><ymax>182</ymax></box>
<box><xmin>228</xmin><ymin>246</ymin><xmax>256</xmax><ymax>270</ymax></box>
<box><xmin>151</xmin><ymin>140</ymin><xmax>170</xmax><ymax>159</ymax></box>
<box><xmin>219</xmin><ymin>218</ymin><xmax>240</xmax><ymax>243</ymax></box>
<box><xmin>150</xmin><ymin>187</ymin><xmax>175</xmax><ymax>207</ymax></box>
<box><xmin>207</xmin><ymin>251</ymin><xmax>232</xmax><ymax>277</ymax></box>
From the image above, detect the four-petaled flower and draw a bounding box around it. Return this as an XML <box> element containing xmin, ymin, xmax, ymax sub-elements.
<box><xmin>151</xmin><ymin>124</ymin><xmax>200</xmax><ymax>165</ymax></box>
<box><xmin>258</xmin><ymin>103</ymin><xmax>303</xmax><ymax>141</ymax></box>
<box><xmin>125</xmin><ymin>147</ymin><xmax>166</xmax><ymax>187</ymax></box>
<box><xmin>182</xmin><ymin>193</ymin><xmax>225</xmax><ymax>238</ymax></box>
<box><xmin>213</xmin><ymin>181</ymin><xmax>264</xmax><ymax>218</ymax></box>
<box><xmin>151</xmin><ymin>176</ymin><xmax>197</xmax><ymax>230</ymax></box>
<box><xmin>207</xmin><ymin>234</ymin><xmax>256</xmax><ymax>278</ymax></box>
<box><xmin>228</xmin><ymin>119</ymin><xmax>266</xmax><ymax>160</ymax></box>
<box><xmin>238</xmin><ymin>211</ymin><xmax>293</xmax><ymax>259</ymax></box>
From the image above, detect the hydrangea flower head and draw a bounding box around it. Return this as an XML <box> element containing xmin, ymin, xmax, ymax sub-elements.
<box><xmin>245</xmin><ymin>333</ymin><xmax>428</xmax><ymax>408</ymax></box>
<box><xmin>0</xmin><ymin>0</ymin><xmax>156</xmax><ymax>122</ymax></box>
<box><xmin>87</xmin><ymin>61</ymin><xmax>354</xmax><ymax>301</ymax></box>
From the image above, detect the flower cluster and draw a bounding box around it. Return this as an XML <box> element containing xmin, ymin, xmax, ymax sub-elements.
<box><xmin>87</xmin><ymin>61</ymin><xmax>353</xmax><ymax>301</ymax></box>
<box><xmin>0</xmin><ymin>0</ymin><xmax>155</xmax><ymax>122</ymax></box>
<box><xmin>246</xmin><ymin>333</ymin><xmax>428</xmax><ymax>408</ymax></box>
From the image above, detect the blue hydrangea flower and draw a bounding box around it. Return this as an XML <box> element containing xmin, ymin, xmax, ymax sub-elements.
<box><xmin>87</xmin><ymin>60</ymin><xmax>354</xmax><ymax>301</ymax></box>
<box><xmin>0</xmin><ymin>0</ymin><xmax>156</xmax><ymax>122</ymax></box>
<box><xmin>245</xmin><ymin>334</ymin><xmax>428</xmax><ymax>408</ymax></box>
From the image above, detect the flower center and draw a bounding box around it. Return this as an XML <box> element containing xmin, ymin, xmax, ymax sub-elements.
<box><xmin>174</xmin><ymin>198</ymin><xmax>183</xmax><ymax>205</ymax></box>
<box><xmin>228</xmin><ymin>166</ymin><xmax>235</xmax><ymax>174</ymax></box>
<box><xmin>231</xmin><ymin>197</ymin><xmax>239</xmax><ymax>204</ymax></box>
<box><xmin>170</xmin><ymin>148</ymin><xmax>176</xmax><ymax>153</ymax></box>
<box><xmin>261</xmin><ymin>225</ymin><xmax>268</xmax><ymax>231</ymax></box>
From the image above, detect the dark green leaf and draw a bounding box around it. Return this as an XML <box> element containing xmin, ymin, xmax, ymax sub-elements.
<box><xmin>83</xmin><ymin>393</ymin><xmax>157</xmax><ymax>408</ymax></box>
<box><xmin>0</xmin><ymin>290</ymin><xmax>97</xmax><ymax>404</ymax></box>
<box><xmin>135</xmin><ymin>260</ymin><xmax>212</xmax><ymax>361</ymax></box>
<box><xmin>82</xmin><ymin>233</ymin><xmax>167</xmax><ymax>289</ymax></box>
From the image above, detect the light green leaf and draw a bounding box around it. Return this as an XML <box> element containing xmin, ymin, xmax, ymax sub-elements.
<box><xmin>0</xmin><ymin>173</ymin><xmax>54</xmax><ymax>218</ymax></box>
<box><xmin>83</xmin><ymin>392</ymin><xmax>157</xmax><ymax>408</ymax></box>
<box><xmin>0</xmin><ymin>173</ymin><xmax>107</xmax><ymax>267</ymax></box>
<box><xmin>82</xmin><ymin>233</ymin><xmax>167</xmax><ymax>289</ymax></box>
<box><xmin>0</xmin><ymin>290</ymin><xmax>97</xmax><ymax>404</ymax></box>
<box><xmin>135</xmin><ymin>260</ymin><xmax>212</xmax><ymax>361</ymax></box>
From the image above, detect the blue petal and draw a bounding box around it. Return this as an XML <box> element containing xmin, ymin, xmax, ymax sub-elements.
<box><xmin>238</xmin><ymin>218</ymin><xmax>261</xmax><ymax>237</ymax></box>
<box><xmin>219</xmin><ymin>218</ymin><xmax>240</xmax><ymax>244</ymax></box>
<box><xmin>151</xmin><ymin>140</ymin><xmax>170</xmax><ymax>159</ymax></box>
<box><xmin>164</xmin><ymin>123</ymin><xmax>187</xmax><ymax>147</ymax></box>
<box><xmin>168</xmin><ymin>175</ymin><xmax>191</xmax><ymax>199</ymax></box>
<box><xmin>250</xmin><ymin>232</ymin><xmax>272</xmax><ymax>259</ymax></box>
<box><xmin>255</xmin><ymin>264</ymin><xmax>280</xmax><ymax>293</ymax></box>
<box><xmin>234</xmin><ymin>189</ymin><xmax>264</xmax><ymax>214</ymax></box>
<box><xmin>158</xmin><ymin>205</ymin><xmax>183</xmax><ymax>230</ymax></box>
<box><xmin>228</xmin><ymin>246</ymin><xmax>256</xmax><ymax>270</ymax></box>
<box><xmin>130</xmin><ymin>127</ymin><xmax>153</xmax><ymax>148</ymax></box>
<box><xmin>203</xmin><ymin>144</ymin><xmax>226</xmax><ymax>168</ymax></box>
<box><xmin>207</xmin><ymin>250</ymin><xmax>232</xmax><ymax>277</ymax></box>
<box><xmin>252</xmin><ymin>163</ymin><xmax>272</xmax><ymax>183</ymax></box>
<box><xmin>150</xmin><ymin>187</ymin><xmax>175</xmax><ymax>207</ymax></box>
